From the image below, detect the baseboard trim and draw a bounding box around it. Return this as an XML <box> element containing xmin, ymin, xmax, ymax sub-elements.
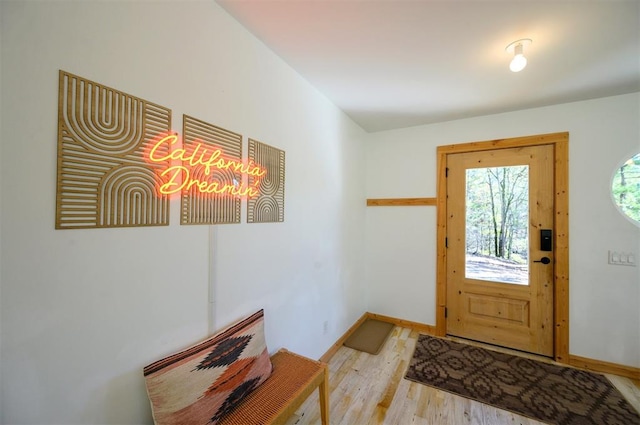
<box><xmin>319</xmin><ymin>312</ymin><xmax>435</xmax><ymax>363</ymax></box>
<box><xmin>365</xmin><ymin>312</ymin><xmax>436</xmax><ymax>335</ymax></box>
<box><xmin>319</xmin><ymin>312</ymin><xmax>369</xmax><ymax>363</ymax></box>
<box><xmin>569</xmin><ymin>354</ymin><xmax>640</xmax><ymax>381</ymax></box>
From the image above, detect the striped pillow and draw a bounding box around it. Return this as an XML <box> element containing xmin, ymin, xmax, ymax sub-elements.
<box><xmin>143</xmin><ymin>310</ymin><xmax>273</xmax><ymax>425</ymax></box>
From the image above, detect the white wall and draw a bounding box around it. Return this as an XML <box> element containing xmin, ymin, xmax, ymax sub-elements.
<box><xmin>365</xmin><ymin>93</ymin><xmax>640</xmax><ymax>368</ymax></box>
<box><xmin>0</xmin><ymin>1</ymin><xmax>366</xmax><ymax>424</ymax></box>
<box><xmin>1</xmin><ymin>1</ymin><xmax>638</xmax><ymax>423</ymax></box>
<box><xmin>0</xmin><ymin>8</ymin><xmax>3</xmax><ymax>413</ymax></box>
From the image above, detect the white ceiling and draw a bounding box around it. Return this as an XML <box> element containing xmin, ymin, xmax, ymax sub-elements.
<box><xmin>217</xmin><ymin>0</ymin><xmax>640</xmax><ymax>133</ymax></box>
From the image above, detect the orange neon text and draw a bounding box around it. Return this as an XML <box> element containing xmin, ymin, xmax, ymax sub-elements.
<box><xmin>157</xmin><ymin>166</ymin><xmax>260</xmax><ymax>196</ymax></box>
<box><xmin>149</xmin><ymin>134</ymin><xmax>266</xmax><ymax>177</ymax></box>
<box><xmin>145</xmin><ymin>134</ymin><xmax>266</xmax><ymax>198</ymax></box>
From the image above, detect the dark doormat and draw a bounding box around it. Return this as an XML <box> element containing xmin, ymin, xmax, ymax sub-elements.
<box><xmin>343</xmin><ymin>318</ymin><xmax>395</xmax><ymax>354</ymax></box>
<box><xmin>405</xmin><ymin>334</ymin><xmax>640</xmax><ymax>425</ymax></box>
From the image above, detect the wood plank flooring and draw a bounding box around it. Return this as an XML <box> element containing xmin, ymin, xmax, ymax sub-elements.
<box><xmin>285</xmin><ymin>326</ymin><xmax>640</xmax><ymax>425</ymax></box>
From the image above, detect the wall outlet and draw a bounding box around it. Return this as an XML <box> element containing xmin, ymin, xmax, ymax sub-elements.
<box><xmin>608</xmin><ymin>250</ymin><xmax>637</xmax><ymax>266</ymax></box>
<box><xmin>323</xmin><ymin>320</ymin><xmax>329</xmax><ymax>335</ymax></box>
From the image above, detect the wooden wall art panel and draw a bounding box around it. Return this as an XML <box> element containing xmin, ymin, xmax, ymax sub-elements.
<box><xmin>247</xmin><ymin>139</ymin><xmax>285</xmax><ymax>223</ymax></box>
<box><xmin>56</xmin><ymin>71</ymin><xmax>172</xmax><ymax>229</ymax></box>
<box><xmin>181</xmin><ymin>115</ymin><xmax>242</xmax><ymax>225</ymax></box>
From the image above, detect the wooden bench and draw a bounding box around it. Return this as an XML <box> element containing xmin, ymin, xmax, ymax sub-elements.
<box><xmin>219</xmin><ymin>349</ymin><xmax>329</xmax><ymax>425</ymax></box>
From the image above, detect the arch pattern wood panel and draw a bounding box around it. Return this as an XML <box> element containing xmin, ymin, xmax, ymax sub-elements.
<box><xmin>247</xmin><ymin>139</ymin><xmax>285</xmax><ymax>223</ymax></box>
<box><xmin>56</xmin><ymin>70</ymin><xmax>171</xmax><ymax>229</ymax></box>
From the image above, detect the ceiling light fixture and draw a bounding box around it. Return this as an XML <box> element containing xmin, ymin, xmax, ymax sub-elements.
<box><xmin>506</xmin><ymin>39</ymin><xmax>532</xmax><ymax>72</ymax></box>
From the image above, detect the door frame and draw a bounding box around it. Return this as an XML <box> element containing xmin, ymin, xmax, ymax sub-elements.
<box><xmin>435</xmin><ymin>132</ymin><xmax>569</xmax><ymax>363</ymax></box>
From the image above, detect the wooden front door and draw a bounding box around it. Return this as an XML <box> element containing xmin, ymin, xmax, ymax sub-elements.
<box><xmin>445</xmin><ymin>144</ymin><xmax>554</xmax><ymax>356</ymax></box>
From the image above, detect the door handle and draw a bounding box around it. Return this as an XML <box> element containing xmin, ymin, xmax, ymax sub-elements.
<box><xmin>534</xmin><ymin>257</ymin><xmax>551</xmax><ymax>264</ymax></box>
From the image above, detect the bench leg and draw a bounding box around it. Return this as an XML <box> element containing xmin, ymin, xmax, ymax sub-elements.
<box><xmin>319</xmin><ymin>365</ymin><xmax>330</xmax><ymax>425</ymax></box>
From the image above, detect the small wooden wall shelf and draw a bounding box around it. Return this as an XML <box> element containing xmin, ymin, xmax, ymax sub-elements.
<box><xmin>366</xmin><ymin>198</ymin><xmax>436</xmax><ymax>207</ymax></box>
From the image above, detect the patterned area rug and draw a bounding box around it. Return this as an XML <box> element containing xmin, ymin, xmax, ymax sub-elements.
<box><xmin>405</xmin><ymin>334</ymin><xmax>640</xmax><ymax>425</ymax></box>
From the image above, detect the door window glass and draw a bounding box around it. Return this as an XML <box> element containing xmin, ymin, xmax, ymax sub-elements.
<box><xmin>465</xmin><ymin>166</ymin><xmax>529</xmax><ymax>285</ymax></box>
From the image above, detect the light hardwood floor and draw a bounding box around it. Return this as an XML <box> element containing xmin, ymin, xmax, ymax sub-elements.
<box><xmin>285</xmin><ymin>326</ymin><xmax>640</xmax><ymax>425</ymax></box>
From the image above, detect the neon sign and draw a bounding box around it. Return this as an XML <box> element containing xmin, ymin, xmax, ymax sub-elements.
<box><xmin>145</xmin><ymin>133</ymin><xmax>267</xmax><ymax>197</ymax></box>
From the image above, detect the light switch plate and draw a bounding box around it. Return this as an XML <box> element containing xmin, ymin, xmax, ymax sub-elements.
<box><xmin>609</xmin><ymin>250</ymin><xmax>637</xmax><ymax>267</ymax></box>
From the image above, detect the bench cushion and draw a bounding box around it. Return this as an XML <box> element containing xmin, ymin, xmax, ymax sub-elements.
<box><xmin>143</xmin><ymin>310</ymin><xmax>273</xmax><ymax>425</ymax></box>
